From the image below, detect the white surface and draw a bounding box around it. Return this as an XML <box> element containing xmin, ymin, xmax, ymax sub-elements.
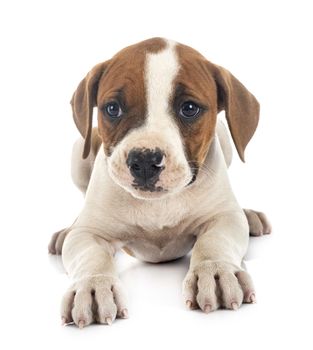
<box><xmin>1</xmin><ymin>0</ymin><xmax>313</xmax><ymax>349</ymax></box>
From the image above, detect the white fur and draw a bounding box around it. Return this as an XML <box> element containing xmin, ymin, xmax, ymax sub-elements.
<box><xmin>64</xmin><ymin>123</ymin><xmax>247</xmax><ymax>266</ymax></box>
<box><xmin>145</xmin><ymin>40</ymin><xmax>179</xmax><ymax>126</ymax></box>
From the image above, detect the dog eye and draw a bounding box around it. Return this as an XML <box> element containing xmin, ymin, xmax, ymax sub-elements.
<box><xmin>105</xmin><ymin>102</ymin><xmax>122</xmax><ymax>118</ymax></box>
<box><xmin>179</xmin><ymin>101</ymin><xmax>201</xmax><ymax>119</ymax></box>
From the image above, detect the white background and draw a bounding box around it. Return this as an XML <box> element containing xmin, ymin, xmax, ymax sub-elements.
<box><xmin>1</xmin><ymin>0</ymin><xmax>313</xmax><ymax>349</ymax></box>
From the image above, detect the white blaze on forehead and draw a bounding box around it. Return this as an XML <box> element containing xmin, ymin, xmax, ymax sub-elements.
<box><xmin>143</xmin><ymin>40</ymin><xmax>189</xmax><ymax>167</ymax></box>
<box><xmin>145</xmin><ymin>40</ymin><xmax>180</xmax><ymax>129</ymax></box>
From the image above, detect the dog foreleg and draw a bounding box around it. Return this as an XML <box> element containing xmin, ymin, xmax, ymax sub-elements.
<box><xmin>60</xmin><ymin>228</ymin><xmax>128</xmax><ymax>328</ymax></box>
<box><xmin>182</xmin><ymin>210</ymin><xmax>255</xmax><ymax>312</ymax></box>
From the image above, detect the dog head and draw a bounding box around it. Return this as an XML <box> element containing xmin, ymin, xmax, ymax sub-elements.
<box><xmin>71</xmin><ymin>38</ymin><xmax>259</xmax><ymax>200</ymax></box>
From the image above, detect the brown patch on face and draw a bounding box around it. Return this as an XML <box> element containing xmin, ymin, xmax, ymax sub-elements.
<box><xmin>172</xmin><ymin>44</ymin><xmax>218</xmax><ymax>170</ymax></box>
<box><xmin>96</xmin><ymin>38</ymin><xmax>167</xmax><ymax>155</ymax></box>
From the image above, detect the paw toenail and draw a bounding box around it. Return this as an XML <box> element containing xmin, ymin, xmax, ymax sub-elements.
<box><xmin>106</xmin><ymin>317</ymin><xmax>113</xmax><ymax>326</ymax></box>
<box><xmin>250</xmin><ymin>293</ymin><xmax>257</xmax><ymax>303</ymax></box>
<box><xmin>121</xmin><ymin>309</ymin><xmax>129</xmax><ymax>319</ymax></box>
<box><xmin>231</xmin><ymin>302</ymin><xmax>238</xmax><ymax>310</ymax></box>
<box><xmin>78</xmin><ymin>320</ymin><xmax>85</xmax><ymax>329</ymax></box>
<box><xmin>204</xmin><ymin>304</ymin><xmax>212</xmax><ymax>313</ymax></box>
<box><xmin>186</xmin><ymin>300</ymin><xmax>193</xmax><ymax>309</ymax></box>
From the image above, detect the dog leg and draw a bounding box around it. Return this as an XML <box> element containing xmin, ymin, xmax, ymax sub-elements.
<box><xmin>49</xmin><ymin>129</ymin><xmax>102</xmax><ymax>254</ymax></box>
<box><xmin>182</xmin><ymin>210</ymin><xmax>255</xmax><ymax>312</ymax></box>
<box><xmin>61</xmin><ymin>228</ymin><xmax>128</xmax><ymax>327</ymax></box>
<box><xmin>244</xmin><ymin>209</ymin><xmax>272</xmax><ymax>236</ymax></box>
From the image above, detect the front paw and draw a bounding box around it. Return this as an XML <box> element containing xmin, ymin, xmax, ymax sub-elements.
<box><xmin>182</xmin><ymin>261</ymin><xmax>255</xmax><ymax>313</ymax></box>
<box><xmin>61</xmin><ymin>275</ymin><xmax>128</xmax><ymax>328</ymax></box>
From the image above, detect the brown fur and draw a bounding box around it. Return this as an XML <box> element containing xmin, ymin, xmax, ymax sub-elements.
<box><xmin>98</xmin><ymin>38</ymin><xmax>166</xmax><ymax>156</ymax></box>
<box><xmin>90</xmin><ymin>127</ymin><xmax>102</xmax><ymax>155</ymax></box>
<box><xmin>70</xmin><ymin>61</ymin><xmax>109</xmax><ymax>158</ymax></box>
<box><xmin>71</xmin><ymin>38</ymin><xmax>166</xmax><ymax>158</ymax></box>
<box><xmin>174</xmin><ymin>44</ymin><xmax>218</xmax><ymax>168</ymax></box>
<box><xmin>174</xmin><ymin>43</ymin><xmax>260</xmax><ymax>166</ymax></box>
<box><xmin>209</xmin><ymin>63</ymin><xmax>260</xmax><ymax>162</ymax></box>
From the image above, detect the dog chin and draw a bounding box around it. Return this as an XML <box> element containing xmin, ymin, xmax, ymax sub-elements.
<box><xmin>127</xmin><ymin>188</ymin><xmax>169</xmax><ymax>200</ymax></box>
<box><xmin>113</xmin><ymin>178</ymin><xmax>188</xmax><ymax>200</ymax></box>
<box><xmin>121</xmin><ymin>178</ymin><xmax>194</xmax><ymax>200</ymax></box>
<box><xmin>108</xmin><ymin>167</ymin><xmax>192</xmax><ymax>200</ymax></box>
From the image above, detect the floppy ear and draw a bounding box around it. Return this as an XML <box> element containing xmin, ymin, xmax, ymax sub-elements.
<box><xmin>213</xmin><ymin>65</ymin><xmax>260</xmax><ymax>162</ymax></box>
<box><xmin>71</xmin><ymin>61</ymin><xmax>109</xmax><ymax>159</ymax></box>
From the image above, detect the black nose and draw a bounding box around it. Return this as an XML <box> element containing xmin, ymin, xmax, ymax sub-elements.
<box><xmin>126</xmin><ymin>148</ymin><xmax>164</xmax><ymax>185</ymax></box>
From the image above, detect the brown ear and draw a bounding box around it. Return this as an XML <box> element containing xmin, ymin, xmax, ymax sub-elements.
<box><xmin>213</xmin><ymin>65</ymin><xmax>260</xmax><ymax>162</ymax></box>
<box><xmin>71</xmin><ymin>61</ymin><xmax>109</xmax><ymax>159</ymax></box>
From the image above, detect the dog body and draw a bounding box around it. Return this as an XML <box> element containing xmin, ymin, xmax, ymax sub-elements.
<box><xmin>67</xmin><ymin>121</ymin><xmax>243</xmax><ymax>265</ymax></box>
<box><xmin>54</xmin><ymin>38</ymin><xmax>270</xmax><ymax>327</ymax></box>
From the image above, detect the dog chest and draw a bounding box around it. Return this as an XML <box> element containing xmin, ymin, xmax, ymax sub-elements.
<box><xmin>115</xmin><ymin>195</ymin><xmax>200</xmax><ymax>262</ymax></box>
<box><xmin>123</xmin><ymin>225</ymin><xmax>197</xmax><ymax>263</ymax></box>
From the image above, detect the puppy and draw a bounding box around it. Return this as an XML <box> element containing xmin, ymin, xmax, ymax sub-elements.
<box><xmin>49</xmin><ymin>38</ymin><xmax>271</xmax><ymax>328</ymax></box>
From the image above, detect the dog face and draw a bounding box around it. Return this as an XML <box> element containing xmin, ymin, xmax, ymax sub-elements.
<box><xmin>71</xmin><ymin>38</ymin><xmax>259</xmax><ymax>200</ymax></box>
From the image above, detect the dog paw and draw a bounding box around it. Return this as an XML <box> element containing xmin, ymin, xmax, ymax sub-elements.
<box><xmin>61</xmin><ymin>275</ymin><xmax>128</xmax><ymax>328</ymax></box>
<box><xmin>244</xmin><ymin>209</ymin><xmax>272</xmax><ymax>236</ymax></box>
<box><xmin>182</xmin><ymin>261</ymin><xmax>255</xmax><ymax>312</ymax></box>
<box><xmin>48</xmin><ymin>228</ymin><xmax>70</xmax><ymax>255</ymax></box>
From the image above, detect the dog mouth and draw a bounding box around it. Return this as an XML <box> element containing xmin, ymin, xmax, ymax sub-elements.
<box><xmin>108</xmin><ymin>150</ymin><xmax>195</xmax><ymax>198</ymax></box>
<box><xmin>109</xmin><ymin>162</ymin><xmax>195</xmax><ymax>197</ymax></box>
<box><xmin>132</xmin><ymin>183</ymin><xmax>166</xmax><ymax>193</ymax></box>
